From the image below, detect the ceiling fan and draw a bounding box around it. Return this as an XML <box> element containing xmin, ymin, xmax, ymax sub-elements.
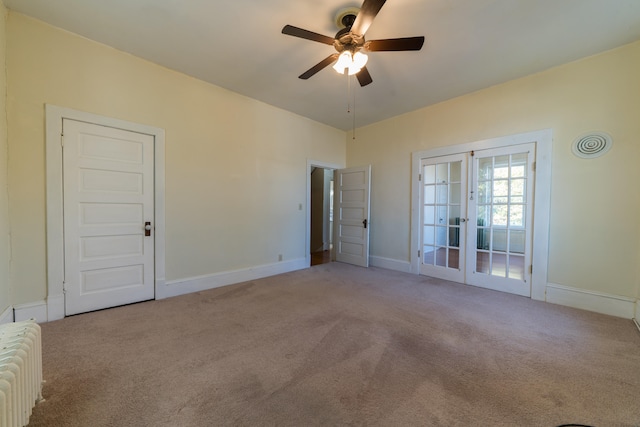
<box><xmin>281</xmin><ymin>0</ymin><xmax>425</xmax><ymax>87</ymax></box>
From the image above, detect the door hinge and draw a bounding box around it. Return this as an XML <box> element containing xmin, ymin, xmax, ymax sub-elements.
<box><xmin>418</xmin><ymin>173</ymin><xmax>422</xmax><ymax>181</ymax></box>
<box><xmin>532</xmin><ymin>161</ymin><xmax>536</xmax><ymax>172</ymax></box>
<box><xmin>529</xmin><ymin>265</ymin><xmax>533</xmax><ymax>274</ymax></box>
<box><xmin>62</xmin><ymin>281</ymin><xmax>66</xmax><ymax>293</ymax></box>
<box><xmin>418</xmin><ymin>250</ymin><xmax>421</xmax><ymax>258</ymax></box>
<box><xmin>60</xmin><ymin>133</ymin><xmax>64</xmax><ymax>147</ymax></box>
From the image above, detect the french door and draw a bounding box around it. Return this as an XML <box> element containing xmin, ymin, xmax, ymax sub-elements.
<box><xmin>419</xmin><ymin>143</ymin><xmax>535</xmax><ymax>296</ymax></box>
<box><xmin>420</xmin><ymin>154</ymin><xmax>467</xmax><ymax>282</ymax></box>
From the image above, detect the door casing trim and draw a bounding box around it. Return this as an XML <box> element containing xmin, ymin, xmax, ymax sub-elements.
<box><xmin>45</xmin><ymin>105</ymin><xmax>166</xmax><ymax>320</ymax></box>
<box><xmin>410</xmin><ymin>129</ymin><xmax>552</xmax><ymax>301</ymax></box>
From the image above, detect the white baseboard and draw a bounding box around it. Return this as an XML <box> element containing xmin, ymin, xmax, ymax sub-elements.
<box><xmin>0</xmin><ymin>306</ymin><xmax>13</xmax><ymax>324</ymax></box>
<box><xmin>160</xmin><ymin>258</ymin><xmax>308</xmax><ymax>299</ymax></box>
<box><xmin>13</xmin><ymin>300</ymin><xmax>48</xmax><ymax>322</ymax></box>
<box><xmin>546</xmin><ymin>283</ymin><xmax>636</xmax><ymax>319</ymax></box>
<box><xmin>369</xmin><ymin>256</ymin><xmax>412</xmax><ymax>273</ymax></box>
<box><xmin>24</xmin><ymin>267</ymin><xmax>639</xmax><ymax>322</ymax></box>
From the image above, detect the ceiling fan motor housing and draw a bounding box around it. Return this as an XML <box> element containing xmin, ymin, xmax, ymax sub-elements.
<box><xmin>335</xmin><ymin>7</ymin><xmax>360</xmax><ymax>29</ymax></box>
<box><xmin>334</xmin><ymin>32</ymin><xmax>365</xmax><ymax>53</ymax></box>
<box><xmin>334</xmin><ymin>8</ymin><xmax>365</xmax><ymax>53</ymax></box>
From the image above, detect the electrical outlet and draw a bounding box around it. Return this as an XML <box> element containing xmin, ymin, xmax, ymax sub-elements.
<box><xmin>298</xmin><ymin>203</ymin><xmax>303</xmax><ymax>211</ymax></box>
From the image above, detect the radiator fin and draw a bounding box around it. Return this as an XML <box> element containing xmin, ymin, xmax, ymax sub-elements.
<box><xmin>0</xmin><ymin>319</ymin><xmax>44</xmax><ymax>427</ymax></box>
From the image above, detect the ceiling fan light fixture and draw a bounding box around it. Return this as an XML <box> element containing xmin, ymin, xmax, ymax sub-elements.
<box><xmin>332</xmin><ymin>50</ymin><xmax>368</xmax><ymax>75</ymax></box>
<box><xmin>332</xmin><ymin>51</ymin><xmax>352</xmax><ymax>74</ymax></box>
<box><xmin>352</xmin><ymin>51</ymin><xmax>368</xmax><ymax>69</ymax></box>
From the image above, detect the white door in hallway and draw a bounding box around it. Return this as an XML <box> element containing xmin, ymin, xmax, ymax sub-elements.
<box><xmin>63</xmin><ymin>119</ymin><xmax>155</xmax><ymax>315</ymax></box>
<box><xmin>335</xmin><ymin>165</ymin><xmax>371</xmax><ymax>267</ymax></box>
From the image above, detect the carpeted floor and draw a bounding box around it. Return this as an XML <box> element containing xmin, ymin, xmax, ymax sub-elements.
<box><xmin>27</xmin><ymin>263</ymin><xmax>640</xmax><ymax>426</ymax></box>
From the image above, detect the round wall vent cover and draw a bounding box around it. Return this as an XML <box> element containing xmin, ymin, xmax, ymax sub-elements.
<box><xmin>572</xmin><ymin>132</ymin><xmax>612</xmax><ymax>159</ymax></box>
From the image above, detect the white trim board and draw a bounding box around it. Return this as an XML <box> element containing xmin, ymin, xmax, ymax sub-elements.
<box><xmin>0</xmin><ymin>306</ymin><xmax>13</xmax><ymax>324</ymax></box>
<box><xmin>13</xmin><ymin>300</ymin><xmax>48</xmax><ymax>323</ymax></box>
<box><xmin>46</xmin><ymin>294</ymin><xmax>65</xmax><ymax>322</ymax></box>
<box><xmin>160</xmin><ymin>258</ymin><xmax>308</xmax><ymax>299</ymax></box>
<box><xmin>45</xmin><ymin>104</ymin><xmax>166</xmax><ymax>321</ymax></box>
<box><xmin>12</xmin><ymin>265</ymin><xmax>639</xmax><ymax>321</ymax></box>
<box><xmin>369</xmin><ymin>256</ymin><xmax>412</xmax><ymax>274</ymax></box>
<box><xmin>546</xmin><ymin>283</ymin><xmax>636</xmax><ymax>319</ymax></box>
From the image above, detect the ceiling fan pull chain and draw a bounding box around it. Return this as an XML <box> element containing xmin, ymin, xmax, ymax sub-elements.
<box><xmin>347</xmin><ymin>72</ymin><xmax>352</xmax><ymax>114</ymax></box>
<box><xmin>352</xmin><ymin>76</ymin><xmax>357</xmax><ymax>140</ymax></box>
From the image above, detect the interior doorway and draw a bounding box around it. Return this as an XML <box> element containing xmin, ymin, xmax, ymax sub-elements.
<box><xmin>310</xmin><ymin>167</ymin><xmax>334</xmax><ymax>266</ymax></box>
<box><xmin>46</xmin><ymin>105</ymin><xmax>166</xmax><ymax>321</ymax></box>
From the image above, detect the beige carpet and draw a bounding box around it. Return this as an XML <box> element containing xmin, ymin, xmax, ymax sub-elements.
<box><xmin>27</xmin><ymin>263</ymin><xmax>640</xmax><ymax>426</ymax></box>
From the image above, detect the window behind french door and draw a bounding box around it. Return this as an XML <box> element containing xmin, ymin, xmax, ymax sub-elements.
<box><xmin>419</xmin><ymin>143</ymin><xmax>535</xmax><ymax>297</ymax></box>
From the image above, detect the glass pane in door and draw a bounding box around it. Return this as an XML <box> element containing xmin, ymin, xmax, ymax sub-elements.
<box><xmin>421</xmin><ymin>155</ymin><xmax>466</xmax><ymax>282</ymax></box>
<box><xmin>474</xmin><ymin>152</ymin><xmax>530</xmax><ymax>280</ymax></box>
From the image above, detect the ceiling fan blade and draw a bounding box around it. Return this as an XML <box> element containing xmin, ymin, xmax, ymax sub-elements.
<box><xmin>356</xmin><ymin>66</ymin><xmax>373</xmax><ymax>87</ymax></box>
<box><xmin>351</xmin><ymin>0</ymin><xmax>387</xmax><ymax>36</ymax></box>
<box><xmin>366</xmin><ymin>36</ymin><xmax>425</xmax><ymax>51</ymax></box>
<box><xmin>299</xmin><ymin>54</ymin><xmax>340</xmax><ymax>80</ymax></box>
<box><xmin>282</xmin><ymin>25</ymin><xmax>335</xmax><ymax>45</ymax></box>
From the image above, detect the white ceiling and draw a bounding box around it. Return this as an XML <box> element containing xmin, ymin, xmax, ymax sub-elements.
<box><xmin>5</xmin><ymin>0</ymin><xmax>640</xmax><ymax>130</ymax></box>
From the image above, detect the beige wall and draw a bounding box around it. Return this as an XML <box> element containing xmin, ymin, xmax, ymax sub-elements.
<box><xmin>5</xmin><ymin>9</ymin><xmax>639</xmax><ymax>312</ymax></box>
<box><xmin>6</xmin><ymin>12</ymin><xmax>346</xmax><ymax>305</ymax></box>
<box><xmin>347</xmin><ymin>41</ymin><xmax>640</xmax><ymax>300</ymax></box>
<box><xmin>0</xmin><ymin>2</ymin><xmax>9</xmax><ymax>314</ymax></box>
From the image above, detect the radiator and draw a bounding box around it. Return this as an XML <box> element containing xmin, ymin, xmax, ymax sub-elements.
<box><xmin>0</xmin><ymin>319</ymin><xmax>43</xmax><ymax>427</ymax></box>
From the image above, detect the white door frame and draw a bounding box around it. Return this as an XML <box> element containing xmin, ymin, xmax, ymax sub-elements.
<box><xmin>306</xmin><ymin>159</ymin><xmax>344</xmax><ymax>267</ymax></box>
<box><xmin>410</xmin><ymin>129</ymin><xmax>552</xmax><ymax>301</ymax></box>
<box><xmin>46</xmin><ymin>105</ymin><xmax>166</xmax><ymax>320</ymax></box>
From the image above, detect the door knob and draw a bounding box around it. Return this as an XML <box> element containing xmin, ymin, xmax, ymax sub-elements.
<box><xmin>144</xmin><ymin>221</ymin><xmax>152</xmax><ymax>236</ymax></box>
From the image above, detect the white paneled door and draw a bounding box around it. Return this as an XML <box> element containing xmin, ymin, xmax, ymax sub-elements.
<box><xmin>63</xmin><ymin>119</ymin><xmax>155</xmax><ymax>315</ymax></box>
<box><xmin>335</xmin><ymin>166</ymin><xmax>371</xmax><ymax>267</ymax></box>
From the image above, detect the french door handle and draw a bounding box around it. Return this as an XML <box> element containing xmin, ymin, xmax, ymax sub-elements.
<box><xmin>363</xmin><ymin>219</ymin><xmax>368</xmax><ymax>229</ymax></box>
<box><xmin>460</xmin><ymin>218</ymin><xmax>468</xmax><ymax>223</ymax></box>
